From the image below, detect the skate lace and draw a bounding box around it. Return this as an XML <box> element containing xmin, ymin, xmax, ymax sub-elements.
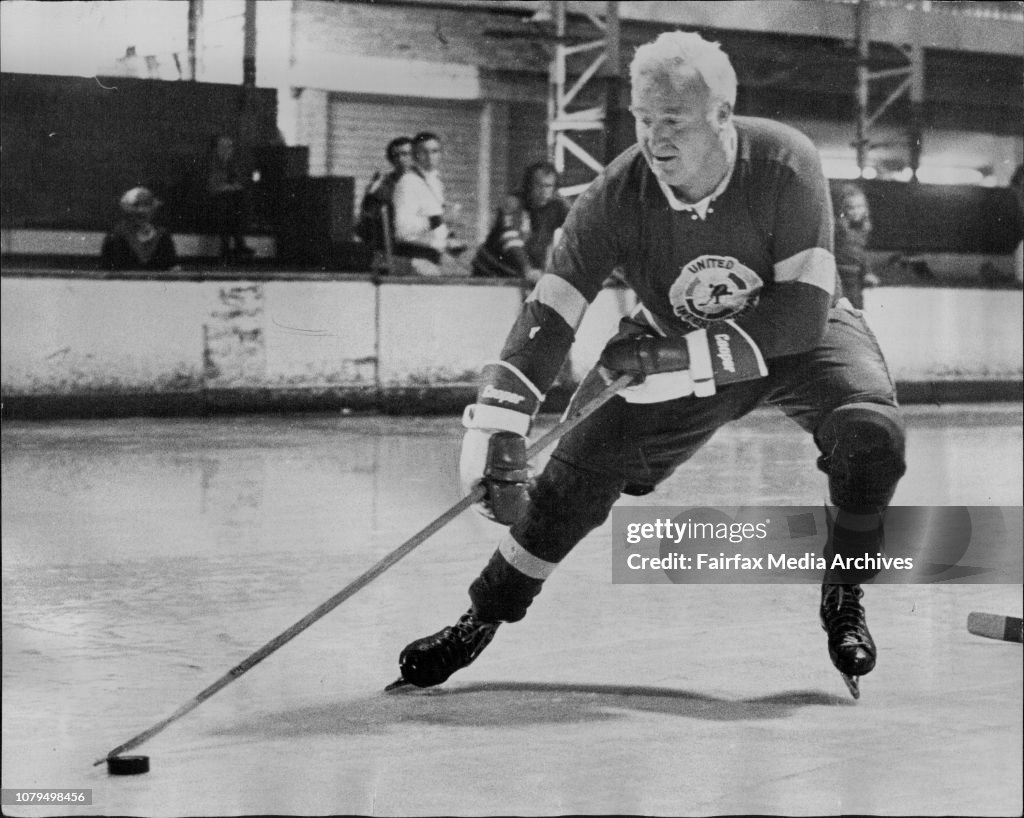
<box><xmin>442</xmin><ymin>613</ymin><xmax>497</xmax><ymax>665</ymax></box>
<box><xmin>822</xmin><ymin>585</ymin><xmax>869</xmax><ymax>645</ymax></box>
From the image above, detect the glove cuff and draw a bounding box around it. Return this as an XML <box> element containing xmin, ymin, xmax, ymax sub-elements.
<box><xmin>686</xmin><ymin>322</ymin><xmax>770</xmax><ymax>397</ymax></box>
<box><xmin>462</xmin><ymin>403</ymin><xmax>532</xmax><ymax>436</ymax></box>
<box><xmin>685</xmin><ymin>329</ymin><xmax>717</xmax><ymax>397</ymax></box>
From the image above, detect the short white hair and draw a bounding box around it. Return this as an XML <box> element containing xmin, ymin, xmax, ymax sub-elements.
<box><xmin>630</xmin><ymin>31</ymin><xmax>737</xmax><ymax>109</ymax></box>
<box><xmin>119</xmin><ymin>186</ymin><xmax>160</xmax><ymax>214</ymax></box>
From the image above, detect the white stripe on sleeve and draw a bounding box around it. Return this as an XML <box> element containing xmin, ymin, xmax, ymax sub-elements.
<box><xmin>498</xmin><ymin>533</ymin><xmax>559</xmax><ymax>580</ymax></box>
<box><xmin>773</xmin><ymin>247</ymin><xmax>836</xmax><ymax>294</ymax></box>
<box><xmin>526</xmin><ymin>274</ymin><xmax>589</xmax><ymax>331</ymax></box>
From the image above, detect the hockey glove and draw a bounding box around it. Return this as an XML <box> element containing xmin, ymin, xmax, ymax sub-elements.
<box><xmin>598</xmin><ymin>333</ymin><xmax>690</xmax><ymax>384</ymax></box>
<box><xmin>599</xmin><ymin>322</ymin><xmax>769</xmax><ymax>397</ymax></box>
<box><xmin>460</xmin><ymin>362</ymin><xmax>543</xmax><ymax>524</ymax></box>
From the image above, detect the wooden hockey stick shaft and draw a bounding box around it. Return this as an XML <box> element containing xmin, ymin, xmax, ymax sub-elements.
<box><xmin>94</xmin><ymin>373</ymin><xmax>634</xmax><ymax>764</ymax></box>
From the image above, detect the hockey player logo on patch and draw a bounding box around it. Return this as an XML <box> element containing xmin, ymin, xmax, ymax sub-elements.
<box><xmin>669</xmin><ymin>255</ymin><xmax>763</xmax><ymax>327</ymax></box>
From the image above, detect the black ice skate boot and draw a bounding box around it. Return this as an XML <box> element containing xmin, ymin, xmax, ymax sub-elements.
<box><xmin>393</xmin><ymin>609</ymin><xmax>500</xmax><ymax>689</ymax></box>
<box><xmin>820</xmin><ymin>583</ymin><xmax>876</xmax><ymax>699</ymax></box>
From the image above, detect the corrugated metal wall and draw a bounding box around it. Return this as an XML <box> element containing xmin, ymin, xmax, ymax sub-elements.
<box><xmin>326</xmin><ymin>95</ymin><xmax>485</xmax><ymax>243</ymax></box>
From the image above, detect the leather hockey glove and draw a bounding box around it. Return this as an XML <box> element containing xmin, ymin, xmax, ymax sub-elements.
<box><xmin>460</xmin><ymin>362</ymin><xmax>543</xmax><ymax>524</ymax></box>
<box><xmin>599</xmin><ymin>322</ymin><xmax>770</xmax><ymax>396</ymax></box>
<box><xmin>598</xmin><ymin>333</ymin><xmax>690</xmax><ymax>384</ymax></box>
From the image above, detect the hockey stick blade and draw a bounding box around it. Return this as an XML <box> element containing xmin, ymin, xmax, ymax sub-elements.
<box><xmin>967</xmin><ymin>612</ymin><xmax>1024</xmax><ymax>643</ymax></box>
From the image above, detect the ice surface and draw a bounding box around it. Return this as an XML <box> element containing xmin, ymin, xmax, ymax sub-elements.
<box><xmin>2</xmin><ymin>406</ymin><xmax>1021</xmax><ymax>816</ymax></box>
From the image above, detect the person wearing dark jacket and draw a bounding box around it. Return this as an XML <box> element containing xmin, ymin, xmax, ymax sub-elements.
<box><xmin>472</xmin><ymin>162</ymin><xmax>571</xmax><ymax>283</ymax></box>
<box><xmin>397</xmin><ymin>30</ymin><xmax>906</xmax><ymax>701</ymax></box>
<box><xmin>100</xmin><ymin>186</ymin><xmax>178</xmax><ymax>271</ymax></box>
<box><xmin>833</xmin><ymin>183</ymin><xmax>877</xmax><ymax>309</ymax></box>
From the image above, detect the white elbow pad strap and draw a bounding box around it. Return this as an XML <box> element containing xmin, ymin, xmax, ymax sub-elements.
<box><xmin>477</xmin><ymin>361</ymin><xmax>543</xmax><ymax>413</ymax></box>
<box><xmin>686</xmin><ymin>322</ymin><xmax>769</xmax><ymax>397</ymax></box>
<box><xmin>463</xmin><ymin>361</ymin><xmax>543</xmax><ymax>434</ymax></box>
<box><xmin>462</xmin><ymin>403</ymin><xmax>532</xmax><ymax>436</ymax></box>
<box><xmin>685</xmin><ymin>330</ymin><xmax>717</xmax><ymax>397</ymax></box>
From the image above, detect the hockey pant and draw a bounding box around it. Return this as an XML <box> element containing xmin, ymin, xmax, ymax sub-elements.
<box><xmin>469</xmin><ymin>305</ymin><xmax>907</xmax><ymax>622</ymax></box>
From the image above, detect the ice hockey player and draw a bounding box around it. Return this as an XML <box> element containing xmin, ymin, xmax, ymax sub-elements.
<box><xmin>396</xmin><ymin>30</ymin><xmax>906</xmax><ymax>698</ymax></box>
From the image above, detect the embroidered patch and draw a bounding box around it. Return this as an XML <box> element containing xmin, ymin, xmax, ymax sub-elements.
<box><xmin>668</xmin><ymin>255</ymin><xmax>763</xmax><ymax>327</ymax></box>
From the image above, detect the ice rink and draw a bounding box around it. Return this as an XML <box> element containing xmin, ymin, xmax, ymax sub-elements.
<box><xmin>2</xmin><ymin>403</ymin><xmax>1022</xmax><ymax>817</ymax></box>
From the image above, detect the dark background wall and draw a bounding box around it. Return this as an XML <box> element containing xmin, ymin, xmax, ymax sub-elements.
<box><xmin>833</xmin><ymin>181</ymin><xmax>1023</xmax><ymax>255</ymax></box>
<box><xmin>0</xmin><ymin>73</ymin><xmax>281</xmax><ymax>231</ymax></box>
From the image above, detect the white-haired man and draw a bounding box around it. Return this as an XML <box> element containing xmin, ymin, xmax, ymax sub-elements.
<box><xmin>100</xmin><ymin>186</ymin><xmax>178</xmax><ymax>271</ymax></box>
<box><xmin>397</xmin><ymin>31</ymin><xmax>906</xmax><ymax>697</ymax></box>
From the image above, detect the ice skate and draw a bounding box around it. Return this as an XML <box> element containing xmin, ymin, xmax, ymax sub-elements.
<box><xmin>388</xmin><ymin>608</ymin><xmax>500</xmax><ymax>690</ymax></box>
<box><xmin>820</xmin><ymin>583</ymin><xmax>876</xmax><ymax>699</ymax></box>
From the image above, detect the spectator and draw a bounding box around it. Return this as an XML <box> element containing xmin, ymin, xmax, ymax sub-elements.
<box><xmin>100</xmin><ymin>186</ymin><xmax>178</xmax><ymax>271</ymax></box>
<box><xmin>392</xmin><ymin>131</ymin><xmax>467</xmax><ymax>275</ymax></box>
<box><xmin>472</xmin><ymin>161</ymin><xmax>571</xmax><ymax>283</ymax></box>
<box><xmin>833</xmin><ymin>183</ymin><xmax>877</xmax><ymax>309</ymax></box>
<box><xmin>354</xmin><ymin>136</ymin><xmax>414</xmax><ymax>259</ymax></box>
<box><xmin>205</xmin><ymin>134</ymin><xmax>254</xmax><ymax>264</ymax></box>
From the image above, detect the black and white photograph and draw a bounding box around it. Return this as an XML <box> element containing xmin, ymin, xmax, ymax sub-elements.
<box><xmin>1</xmin><ymin>1</ymin><xmax>1022</xmax><ymax>816</ymax></box>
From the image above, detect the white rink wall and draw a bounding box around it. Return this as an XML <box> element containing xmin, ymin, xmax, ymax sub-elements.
<box><xmin>863</xmin><ymin>287</ymin><xmax>1023</xmax><ymax>381</ymax></box>
<box><xmin>1</xmin><ymin>275</ymin><xmax>1021</xmax><ymax>411</ymax></box>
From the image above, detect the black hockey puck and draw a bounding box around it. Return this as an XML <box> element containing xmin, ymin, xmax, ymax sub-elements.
<box><xmin>107</xmin><ymin>755</ymin><xmax>150</xmax><ymax>775</ymax></box>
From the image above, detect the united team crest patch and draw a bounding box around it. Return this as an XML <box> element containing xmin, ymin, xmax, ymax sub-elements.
<box><xmin>669</xmin><ymin>255</ymin><xmax>763</xmax><ymax>327</ymax></box>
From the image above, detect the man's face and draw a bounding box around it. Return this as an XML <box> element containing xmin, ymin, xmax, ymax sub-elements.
<box><xmin>216</xmin><ymin>136</ymin><xmax>235</xmax><ymax>162</ymax></box>
<box><xmin>414</xmin><ymin>139</ymin><xmax>442</xmax><ymax>172</ymax></box>
<box><xmin>527</xmin><ymin>171</ymin><xmax>557</xmax><ymax>209</ymax></box>
<box><xmin>630</xmin><ymin>68</ymin><xmax>727</xmax><ymax>189</ymax></box>
<box><xmin>843</xmin><ymin>193</ymin><xmax>869</xmax><ymax>225</ymax></box>
<box><xmin>391</xmin><ymin>143</ymin><xmax>414</xmax><ymax>172</ymax></box>
<box><xmin>125</xmin><ymin>207</ymin><xmax>153</xmax><ymax>228</ymax></box>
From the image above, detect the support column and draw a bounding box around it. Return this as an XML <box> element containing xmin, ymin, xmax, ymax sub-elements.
<box><xmin>546</xmin><ymin>1</ymin><xmax>620</xmax><ymax>198</ymax></box>
<box><xmin>187</xmin><ymin>0</ymin><xmax>203</xmax><ymax>81</ymax></box>
<box><xmin>853</xmin><ymin>0</ymin><xmax>926</xmax><ymax>179</ymax></box>
<box><xmin>243</xmin><ymin>0</ymin><xmax>257</xmax><ymax>88</ymax></box>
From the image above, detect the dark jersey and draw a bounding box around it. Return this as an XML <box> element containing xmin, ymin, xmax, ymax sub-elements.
<box><xmin>495</xmin><ymin>117</ymin><xmax>838</xmax><ymax>395</ymax></box>
<box><xmin>472</xmin><ymin>193</ymin><xmax>571</xmax><ymax>278</ymax></box>
<box><xmin>100</xmin><ymin>224</ymin><xmax>178</xmax><ymax>271</ymax></box>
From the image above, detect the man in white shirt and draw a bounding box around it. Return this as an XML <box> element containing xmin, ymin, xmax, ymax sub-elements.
<box><xmin>392</xmin><ymin>131</ymin><xmax>466</xmax><ymax>275</ymax></box>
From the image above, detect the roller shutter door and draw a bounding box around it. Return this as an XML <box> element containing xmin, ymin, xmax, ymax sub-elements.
<box><xmin>327</xmin><ymin>95</ymin><xmax>483</xmax><ymax>245</ymax></box>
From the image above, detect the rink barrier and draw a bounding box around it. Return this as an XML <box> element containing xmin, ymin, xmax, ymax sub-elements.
<box><xmin>0</xmin><ymin>228</ymin><xmax>277</xmax><ymax>262</ymax></box>
<box><xmin>1</xmin><ymin>269</ymin><xmax>1021</xmax><ymax>419</ymax></box>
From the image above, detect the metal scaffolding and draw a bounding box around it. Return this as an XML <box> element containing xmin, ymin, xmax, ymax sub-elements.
<box><xmin>542</xmin><ymin>1</ymin><xmax>621</xmax><ymax>197</ymax></box>
<box><xmin>854</xmin><ymin>0</ymin><xmax>926</xmax><ymax>178</ymax></box>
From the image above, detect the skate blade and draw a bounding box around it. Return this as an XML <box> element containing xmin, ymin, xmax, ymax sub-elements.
<box><xmin>840</xmin><ymin>672</ymin><xmax>861</xmax><ymax>699</ymax></box>
<box><xmin>384</xmin><ymin>676</ymin><xmax>414</xmax><ymax>693</ymax></box>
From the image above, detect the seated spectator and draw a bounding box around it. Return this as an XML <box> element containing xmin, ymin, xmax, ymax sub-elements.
<box><xmin>100</xmin><ymin>187</ymin><xmax>178</xmax><ymax>271</ymax></box>
<box><xmin>205</xmin><ymin>134</ymin><xmax>254</xmax><ymax>264</ymax></box>
<box><xmin>833</xmin><ymin>182</ymin><xmax>877</xmax><ymax>309</ymax></box>
<box><xmin>472</xmin><ymin>161</ymin><xmax>570</xmax><ymax>283</ymax></box>
<box><xmin>354</xmin><ymin>136</ymin><xmax>413</xmax><ymax>258</ymax></box>
<box><xmin>392</xmin><ymin>131</ymin><xmax>467</xmax><ymax>275</ymax></box>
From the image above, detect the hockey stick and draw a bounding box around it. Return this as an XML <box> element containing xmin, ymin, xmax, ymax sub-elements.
<box><xmin>967</xmin><ymin>612</ymin><xmax>1023</xmax><ymax>643</ymax></box>
<box><xmin>94</xmin><ymin>372</ymin><xmax>634</xmax><ymax>765</ymax></box>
